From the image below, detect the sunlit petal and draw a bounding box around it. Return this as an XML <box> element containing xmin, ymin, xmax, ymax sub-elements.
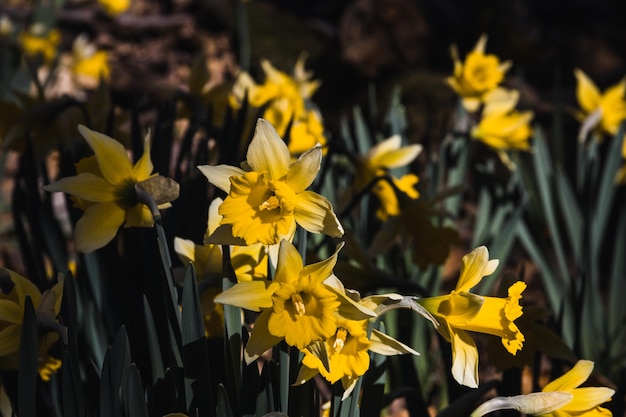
<box><xmin>74</xmin><ymin>201</ymin><xmax>126</xmax><ymax>253</ymax></box>
<box><xmin>369</xmin><ymin>329</ymin><xmax>419</xmax><ymax>356</ymax></box>
<box><xmin>132</xmin><ymin>131</ymin><xmax>154</xmax><ymax>180</ymax></box>
<box><xmin>294</xmin><ymin>191</ymin><xmax>344</xmax><ymax>237</ymax></box>
<box><xmin>274</xmin><ymin>240</ymin><xmax>303</xmax><ymax>284</ymax></box>
<box><xmin>286</xmin><ymin>144</ymin><xmax>322</xmax><ymax>192</ymax></box>
<box><xmin>246</xmin><ymin>119</ymin><xmax>291</xmax><ymax>179</ymax></box>
<box><xmin>574</xmin><ymin>69</ymin><xmax>601</xmax><ymax>114</ymax></box>
<box><xmin>450</xmin><ymin>329</ymin><xmax>479</xmax><ymax>388</ymax></box>
<box><xmin>173</xmin><ymin>237</ymin><xmax>196</xmax><ymax>265</ymax></box>
<box><xmin>44</xmin><ymin>173</ymin><xmax>116</xmax><ymax>202</ymax></box>
<box><xmin>543</xmin><ymin>360</ymin><xmax>595</xmax><ymax>392</ymax></box>
<box><xmin>215</xmin><ymin>281</ymin><xmax>279</xmax><ymax>312</ymax></box>
<box><xmin>244</xmin><ymin>309</ymin><xmax>283</xmax><ymax>364</ymax></box>
<box><xmin>456</xmin><ymin>246</ymin><xmax>498</xmax><ymax>292</ymax></box>
<box><xmin>78</xmin><ymin>125</ymin><xmax>133</xmax><ymax>185</ymax></box>
<box><xmin>564</xmin><ymin>387</ymin><xmax>615</xmax><ymax>411</ymax></box>
<box><xmin>197</xmin><ymin>165</ymin><xmax>245</xmax><ymax>193</ymax></box>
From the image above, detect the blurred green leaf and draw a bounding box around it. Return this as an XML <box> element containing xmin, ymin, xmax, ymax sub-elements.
<box><xmin>124</xmin><ymin>365</ymin><xmax>149</xmax><ymax>417</ymax></box>
<box><xmin>143</xmin><ymin>296</ymin><xmax>166</xmax><ymax>384</ymax></box>
<box><xmin>18</xmin><ymin>296</ymin><xmax>38</xmax><ymax>417</ymax></box>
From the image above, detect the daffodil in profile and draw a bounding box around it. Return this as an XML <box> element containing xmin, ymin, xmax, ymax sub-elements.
<box><xmin>575</xmin><ymin>69</ymin><xmax>626</xmax><ymax>139</ymax></box>
<box><xmin>44</xmin><ymin>125</ymin><xmax>179</xmax><ymax>253</ymax></box>
<box><xmin>447</xmin><ymin>34</ymin><xmax>512</xmax><ymax>112</ymax></box>
<box><xmin>214</xmin><ymin>240</ymin><xmax>342</xmax><ymax>361</ymax></box>
<box><xmin>198</xmin><ymin>118</ymin><xmax>343</xmax><ymax>247</ymax></box>
<box><xmin>418</xmin><ymin>246</ymin><xmax>526</xmax><ymax>388</ymax></box>
<box><xmin>353</xmin><ymin>135</ymin><xmax>423</xmax><ymax>220</ymax></box>
<box><xmin>471</xmin><ymin>360</ymin><xmax>615</xmax><ymax>417</ymax></box>
<box><xmin>0</xmin><ymin>268</ymin><xmax>64</xmax><ymax>381</ymax></box>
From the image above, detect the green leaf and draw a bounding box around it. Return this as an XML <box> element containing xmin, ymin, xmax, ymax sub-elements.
<box><xmin>143</xmin><ymin>296</ymin><xmax>165</xmax><ymax>384</ymax></box>
<box><xmin>216</xmin><ymin>384</ymin><xmax>234</xmax><ymax>417</ymax></box>
<box><xmin>18</xmin><ymin>296</ymin><xmax>38</xmax><ymax>417</ymax></box>
<box><xmin>555</xmin><ymin>167</ymin><xmax>583</xmax><ymax>260</ymax></box>
<box><xmin>124</xmin><ymin>365</ymin><xmax>149</xmax><ymax>417</ymax></box>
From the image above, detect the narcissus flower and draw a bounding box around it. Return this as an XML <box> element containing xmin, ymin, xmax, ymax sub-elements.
<box><xmin>19</xmin><ymin>24</ymin><xmax>60</xmax><ymax>64</ymax></box>
<box><xmin>70</xmin><ymin>34</ymin><xmax>110</xmax><ymax>86</ymax></box>
<box><xmin>418</xmin><ymin>246</ymin><xmax>526</xmax><ymax>388</ymax></box>
<box><xmin>98</xmin><ymin>0</ymin><xmax>131</xmax><ymax>16</ymax></box>
<box><xmin>447</xmin><ymin>34</ymin><xmax>512</xmax><ymax>112</ymax></box>
<box><xmin>44</xmin><ymin>125</ymin><xmax>178</xmax><ymax>253</ymax></box>
<box><xmin>575</xmin><ymin>69</ymin><xmax>626</xmax><ymax>139</ymax></box>
<box><xmin>198</xmin><ymin>118</ymin><xmax>343</xmax><ymax>246</ymax></box>
<box><xmin>214</xmin><ymin>240</ymin><xmax>342</xmax><ymax>360</ymax></box>
<box><xmin>471</xmin><ymin>360</ymin><xmax>615</xmax><ymax>417</ymax></box>
<box><xmin>0</xmin><ymin>268</ymin><xmax>63</xmax><ymax>381</ymax></box>
<box><xmin>353</xmin><ymin>135</ymin><xmax>423</xmax><ymax>220</ymax></box>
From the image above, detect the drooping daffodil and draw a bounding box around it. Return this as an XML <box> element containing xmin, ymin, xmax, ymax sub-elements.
<box><xmin>198</xmin><ymin>118</ymin><xmax>343</xmax><ymax>247</ymax></box>
<box><xmin>574</xmin><ymin>69</ymin><xmax>626</xmax><ymax>141</ymax></box>
<box><xmin>44</xmin><ymin>125</ymin><xmax>179</xmax><ymax>253</ymax></box>
<box><xmin>418</xmin><ymin>246</ymin><xmax>526</xmax><ymax>388</ymax></box>
<box><xmin>0</xmin><ymin>268</ymin><xmax>64</xmax><ymax>381</ymax></box>
<box><xmin>214</xmin><ymin>239</ymin><xmax>342</xmax><ymax>361</ymax></box>
<box><xmin>447</xmin><ymin>34</ymin><xmax>512</xmax><ymax>112</ymax></box>
<box><xmin>470</xmin><ymin>360</ymin><xmax>615</xmax><ymax>417</ymax></box>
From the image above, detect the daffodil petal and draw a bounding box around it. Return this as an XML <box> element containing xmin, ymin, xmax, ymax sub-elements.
<box><xmin>294</xmin><ymin>191</ymin><xmax>343</xmax><ymax>237</ymax></box>
<box><xmin>456</xmin><ymin>246</ymin><xmax>498</xmax><ymax>292</ymax></box>
<box><xmin>274</xmin><ymin>240</ymin><xmax>303</xmax><ymax>284</ymax></box>
<box><xmin>0</xmin><ymin>325</ymin><xmax>21</xmax><ymax>356</ymax></box>
<box><xmin>473</xmin><ymin>33</ymin><xmax>488</xmax><ymax>54</ymax></box>
<box><xmin>44</xmin><ymin>173</ymin><xmax>116</xmax><ymax>202</ymax></box>
<box><xmin>450</xmin><ymin>329</ymin><xmax>479</xmax><ymax>388</ymax></box>
<box><xmin>366</xmin><ymin>135</ymin><xmax>401</xmax><ymax>163</ymax></box>
<box><xmin>205</xmin><ymin>224</ymin><xmax>247</xmax><ymax>246</ymax></box>
<box><xmin>0</xmin><ymin>300</ymin><xmax>23</xmax><ymax>323</ymax></box>
<box><xmin>197</xmin><ymin>165</ymin><xmax>245</xmax><ymax>193</ymax></box>
<box><xmin>369</xmin><ymin>329</ymin><xmax>419</xmax><ymax>356</ymax></box>
<box><xmin>78</xmin><ymin>125</ymin><xmax>133</xmax><ymax>186</ymax></box>
<box><xmin>294</xmin><ymin>364</ymin><xmax>319</xmax><ymax>386</ymax></box>
<box><xmin>543</xmin><ymin>360</ymin><xmax>595</xmax><ymax>392</ymax></box>
<box><xmin>286</xmin><ymin>144</ymin><xmax>322</xmax><ymax>193</ymax></box>
<box><xmin>213</xmin><ymin>281</ymin><xmax>279</xmax><ymax>312</ymax></box>
<box><xmin>564</xmin><ymin>387</ymin><xmax>615</xmax><ymax>411</ymax></box>
<box><xmin>74</xmin><ymin>201</ymin><xmax>126</xmax><ymax>253</ymax></box>
<box><xmin>246</xmin><ymin>119</ymin><xmax>291</xmax><ymax>180</ymax></box>
<box><xmin>206</xmin><ymin>198</ymin><xmax>223</xmax><ymax>237</ymax></box>
<box><xmin>301</xmin><ymin>242</ymin><xmax>344</xmax><ymax>284</ymax></box>
<box><xmin>132</xmin><ymin>131</ymin><xmax>154</xmax><ymax>180</ymax></box>
<box><xmin>173</xmin><ymin>237</ymin><xmax>195</xmax><ymax>264</ymax></box>
<box><xmin>244</xmin><ymin>309</ymin><xmax>283</xmax><ymax>364</ymax></box>
<box><xmin>124</xmin><ymin>204</ymin><xmax>153</xmax><ymax>228</ymax></box>
<box><xmin>574</xmin><ymin>69</ymin><xmax>601</xmax><ymax>114</ymax></box>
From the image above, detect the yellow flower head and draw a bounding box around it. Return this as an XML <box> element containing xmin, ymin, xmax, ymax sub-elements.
<box><xmin>19</xmin><ymin>24</ymin><xmax>60</xmax><ymax>64</ymax></box>
<box><xmin>470</xmin><ymin>360</ymin><xmax>615</xmax><ymax>417</ymax></box>
<box><xmin>472</xmin><ymin>89</ymin><xmax>534</xmax><ymax>153</ymax></box>
<box><xmin>198</xmin><ymin>118</ymin><xmax>343</xmax><ymax>246</ymax></box>
<box><xmin>418</xmin><ymin>246</ymin><xmax>526</xmax><ymax>388</ymax></box>
<box><xmin>0</xmin><ymin>268</ymin><xmax>63</xmax><ymax>380</ymax></box>
<box><xmin>98</xmin><ymin>0</ymin><xmax>131</xmax><ymax>16</ymax></box>
<box><xmin>44</xmin><ymin>126</ymin><xmax>178</xmax><ymax>253</ymax></box>
<box><xmin>354</xmin><ymin>135</ymin><xmax>423</xmax><ymax>220</ymax></box>
<box><xmin>447</xmin><ymin>34</ymin><xmax>512</xmax><ymax>112</ymax></box>
<box><xmin>215</xmin><ymin>240</ymin><xmax>343</xmax><ymax>360</ymax></box>
<box><xmin>575</xmin><ymin>69</ymin><xmax>626</xmax><ymax>138</ymax></box>
<box><xmin>71</xmin><ymin>34</ymin><xmax>110</xmax><ymax>85</ymax></box>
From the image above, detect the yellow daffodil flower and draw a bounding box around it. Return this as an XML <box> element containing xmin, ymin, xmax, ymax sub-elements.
<box><xmin>19</xmin><ymin>24</ymin><xmax>60</xmax><ymax>64</ymax></box>
<box><xmin>71</xmin><ymin>34</ymin><xmax>110</xmax><ymax>86</ymax></box>
<box><xmin>44</xmin><ymin>125</ymin><xmax>178</xmax><ymax>253</ymax></box>
<box><xmin>98</xmin><ymin>0</ymin><xmax>131</xmax><ymax>16</ymax></box>
<box><xmin>575</xmin><ymin>69</ymin><xmax>626</xmax><ymax>139</ymax></box>
<box><xmin>0</xmin><ymin>268</ymin><xmax>63</xmax><ymax>381</ymax></box>
<box><xmin>471</xmin><ymin>360</ymin><xmax>615</xmax><ymax>417</ymax></box>
<box><xmin>616</xmin><ymin>138</ymin><xmax>626</xmax><ymax>184</ymax></box>
<box><xmin>472</xmin><ymin>88</ymin><xmax>534</xmax><ymax>154</ymax></box>
<box><xmin>418</xmin><ymin>246</ymin><xmax>526</xmax><ymax>388</ymax></box>
<box><xmin>215</xmin><ymin>240</ymin><xmax>342</xmax><ymax>361</ymax></box>
<box><xmin>447</xmin><ymin>34</ymin><xmax>512</xmax><ymax>112</ymax></box>
<box><xmin>353</xmin><ymin>135</ymin><xmax>422</xmax><ymax>220</ymax></box>
<box><xmin>198</xmin><ymin>118</ymin><xmax>343</xmax><ymax>246</ymax></box>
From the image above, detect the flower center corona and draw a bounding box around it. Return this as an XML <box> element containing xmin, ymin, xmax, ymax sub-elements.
<box><xmin>259</xmin><ymin>196</ymin><xmax>280</xmax><ymax>211</ymax></box>
<box><xmin>333</xmin><ymin>328</ymin><xmax>348</xmax><ymax>353</ymax></box>
<box><xmin>291</xmin><ymin>293</ymin><xmax>306</xmax><ymax>316</ymax></box>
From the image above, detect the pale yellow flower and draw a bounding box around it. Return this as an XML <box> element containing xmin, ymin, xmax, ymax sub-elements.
<box><xmin>71</xmin><ymin>34</ymin><xmax>110</xmax><ymax>86</ymax></box>
<box><xmin>198</xmin><ymin>118</ymin><xmax>343</xmax><ymax>246</ymax></box>
<box><xmin>447</xmin><ymin>34</ymin><xmax>512</xmax><ymax>112</ymax></box>
<box><xmin>19</xmin><ymin>25</ymin><xmax>60</xmax><ymax>64</ymax></box>
<box><xmin>575</xmin><ymin>69</ymin><xmax>626</xmax><ymax>138</ymax></box>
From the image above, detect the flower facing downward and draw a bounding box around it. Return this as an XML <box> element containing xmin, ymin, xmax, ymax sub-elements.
<box><xmin>418</xmin><ymin>246</ymin><xmax>526</xmax><ymax>388</ymax></box>
<box><xmin>471</xmin><ymin>360</ymin><xmax>615</xmax><ymax>417</ymax></box>
<box><xmin>44</xmin><ymin>125</ymin><xmax>178</xmax><ymax>253</ymax></box>
<box><xmin>198</xmin><ymin>119</ymin><xmax>343</xmax><ymax>246</ymax></box>
<box><xmin>447</xmin><ymin>34</ymin><xmax>512</xmax><ymax>112</ymax></box>
<box><xmin>575</xmin><ymin>69</ymin><xmax>626</xmax><ymax>139</ymax></box>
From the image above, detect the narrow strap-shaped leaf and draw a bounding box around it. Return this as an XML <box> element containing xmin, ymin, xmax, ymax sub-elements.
<box><xmin>18</xmin><ymin>296</ymin><xmax>38</xmax><ymax>417</ymax></box>
<box><xmin>216</xmin><ymin>384</ymin><xmax>234</xmax><ymax>417</ymax></box>
<box><xmin>143</xmin><ymin>296</ymin><xmax>165</xmax><ymax>384</ymax></box>
<box><xmin>608</xmin><ymin>205</ymin><xmax>626</xmax><ymax>337</ymax></box>
<box><xmin>124</xmin><ymin>365</ymin><xmax>149</xmax><ymax>417</ymax></box>
<box><xmin>555</xmin><ymin>167</ymin><xmax>583</xmax><ymax>260</ymax></box>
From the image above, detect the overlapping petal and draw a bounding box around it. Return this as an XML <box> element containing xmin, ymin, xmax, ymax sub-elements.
<box><xmin>197</xmin><ymin>165</ymin><xmax>246</xmax><ymax>194</ymax></box>
<box><xmin>43</xmin><ymin>173</ymin><xmax>116</xmax><ymax>202</ymax></box>
<box><xmin>294</xmin><ymin>191</ymin><xmax>343</xmax><ymax>237</ymax></box>
<box><xmin>78</xmin><ymin>125</ymin><xmax>133</xmax><ymax>186</ymax></box>
<box><xmin>247</xmin><ymin>119</ymin><xmax>291</xmax><ymax>179</ymax></box>
<box><xmin>74</xmin><ymin>201</ymin><xmax>126</xmax><ymax>253</ymax></box>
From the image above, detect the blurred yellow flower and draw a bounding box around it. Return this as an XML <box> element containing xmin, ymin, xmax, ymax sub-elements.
<box><xmin>575</xmin><ymin>69</ymin><xmax>626</xmax><ymax>142</ymax></box>
<box><xmin>198</xmin><ymin>119</ymin><xmax>343</xmax><ymax>246</ymax></box>
<box><xmin>471</xmin><ymin>360</ymin><xmax>614</xmax><ymax>417</ymax></box>
<box><xmin>215</xmin><ymin>240</ymin><xmax>342</xmax><ymax>360</ymax></box>
<box><xmin>0</xmin><ymin>15</ymin><xmax>14</xmax><ymax>37</ymax></box>
<box><xmin>447</xmin><ymin>34</ymin><xmax>511</xmax><ymax>112</ymax></box>
<box><xmin>19</xmin><ymin>24</ymin><xmax>60</xmax><ymax>64</ymax></box>
<box><xmin>616</xmin><ymin>138</ymin><xmax>626</xmax><ymax>184</ymax></box>
<box><xmin>71</xmin><ymin>34</ymin><xmax>110</xmax><ymax>85</ymax></box>
<box><xmin>98</xmin><ymin>0</ymin><xmax>130</xmax><ymax>16</ymax></box>
<box><xmin>418</xmin><ymin>246</ymin><xmax>526</xmax><ymax>388</ymax></box>
<box><xmin>44</xmin><ymin>126</ymin><xmax>178</xmax><ymax>253</ymax></box>
<box><xmin>0</xmin><ymin>268</ymin><xmax>63</xmax><ymax>381</ymax></box>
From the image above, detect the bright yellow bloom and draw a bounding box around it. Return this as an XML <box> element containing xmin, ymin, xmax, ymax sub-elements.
<box><xmin>418</xmin><ymin>246</ymin><xmax>526</xmax><ymax>388</ymax></box>
<box><xmin>98</xmin><ymin>0</ymin><xmax>131</xmax><ymax>16</ymax></box>
<box><xmin>470</xmin><ymin>360</ymin><xmax>614</xmax><ymax>417</ymax></box>
<box><xmin>447</xmin><ymin>34</ymin><xmax>512</xmax><ymax>112</ymax></box>
<box><xmin>44</xmin><ymin>126</ymin><xmax>178</xmax><ymax>253</ymax></box>
<box><xmin>0</xmin><ymin>268</ymin><xmax>63</xmax><ymax>381</ymax></box>
<box><xmin>19</xmin><ymin>25</ymin><xmax>60</xmax><ymax>64</ymax></box>
<box><xmin>575</xmin><ymin>69</ymin><xmax>626</xmax><ymax>138</ymax></box>
<box><xmin>198</xmin><ymin>118</ymin><xmax>343</xmax><ymax>246</ymax></box>
<box><xmin>354</xmin><ymin>135</ymin><xmax>422</xmax><ymax>220</ymax></box>
<box><xmin>215</xmin><ymin>240</ymin><xmax>342</xmax><ymax>360</ymax></box>
<box><xmin>71</xmin><ymin>35</ymin><xmax>110</xmax><ymax>84</ymax></box>
<box><xmin>472</xmin><ymin>89</ymin><xmax>534</xmax><ymax>152</ymax></box>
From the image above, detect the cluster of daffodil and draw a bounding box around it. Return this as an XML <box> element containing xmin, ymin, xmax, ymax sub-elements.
<box><xmin>447</xmin><ymin>34</ymin><xmax>534</xmax><ymax>168</ymax></box>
